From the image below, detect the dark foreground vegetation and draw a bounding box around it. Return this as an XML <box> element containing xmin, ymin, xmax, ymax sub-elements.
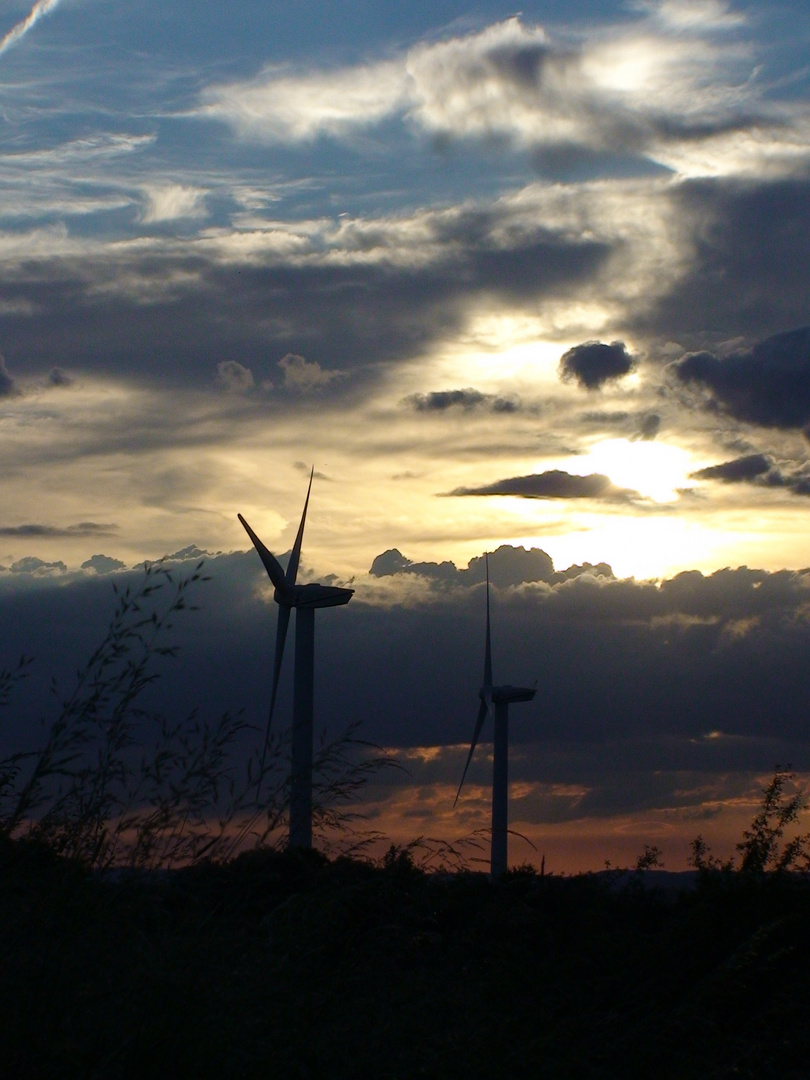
<box><xmin>3</xmin><ymin>837</ymin><xmax>810</xmax><ymax>1080</ymax></box>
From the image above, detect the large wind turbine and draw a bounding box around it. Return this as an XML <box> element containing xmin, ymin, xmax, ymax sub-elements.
<box><xmin>238</xmin><ymin>468</ymin><xmax>353</xmax><ymax>849</ymax></box>
<box><xmin>455</xmin><ymin>555</ymin><xmax>536</xmax><ymax>878</ymax></box>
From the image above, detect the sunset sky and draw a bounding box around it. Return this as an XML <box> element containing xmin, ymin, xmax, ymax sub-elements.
<box><xmin>2</xmin><ymin>0</ymin><xmax>810</xmax><ymax>871</ymax></box>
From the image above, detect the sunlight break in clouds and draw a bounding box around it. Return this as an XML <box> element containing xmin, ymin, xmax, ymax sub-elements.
<box><xmin>0</xmin><ymin>0</ymin><xmax>63</xmax><ymax>57</ymax></box>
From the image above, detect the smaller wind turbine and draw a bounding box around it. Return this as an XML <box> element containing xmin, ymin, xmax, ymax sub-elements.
<box><xmin>239</xmin><ymin>468</ymin><xmax>353</xmax><ymax>848</ymax></box>
<box><xmin>455</xmin><ymin>555</ymin><xmax>536</xmax><ymax>878</ymax></box>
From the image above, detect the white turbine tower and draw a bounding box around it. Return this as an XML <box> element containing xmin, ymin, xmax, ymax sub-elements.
<box><xmin>455</xmin><ymin>555</ymin><xmax>536</xmax><ymax>878</ymax></box>
<box><xmin>239</xmin><ymin>468</ymin><xmax>353</xmax><ymax>849</ymax></box>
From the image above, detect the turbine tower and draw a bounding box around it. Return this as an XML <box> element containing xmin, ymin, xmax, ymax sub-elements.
<box><xmin>455</xmin><ymin>555</ymin><xmax>536</xmax><ymax>878</ymax></box>
<box><xmin>238</xmin><ymin>468</ymin><xmax>353</xmax><ymax>849</ymax></box>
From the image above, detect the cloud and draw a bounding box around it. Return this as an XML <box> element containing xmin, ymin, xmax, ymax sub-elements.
<box><xmin>581</xmin><ymin>410</ymin><xmax>630</xmax><ymax>425</ymax></box>
<box><xmin>202</xmin><ymin>58</ymin><xmax>408</xmax><ymax>141</ymax></box>
<box><xmin>559</xmin><ymin>340</ymin><xmax>636</xmax><ymax>390</ymax></box>
<box><xmin>0</xmin><ymin>191</ymin><xmax>613</xmax><ymax>390</ymax></box>
<box><xmin>689</xmin><ymin>452</ymin><xmax>810</xmax><ymax>498</ymax></box>
<box><xmin>646</xmin><ymin>179</ymin><xmax>810</xmax><ymax>343</ymax></box>
<box><xmin>669</xmin><ymin>327</ymin><xmax>810</xmax><ymax>430</ymax></box>
<box><xmin>403</xmin><ymin>388</ymin><xmax>521</xmax><ymax>413</ymax></box>
<box><xmin>0</xmin><ymin>354</ymin><xmax>19</xmax><ymax>397</ymax></box>
<box><xmin>369</xmin><ymin>544</ymin><xmax>612</xmax><ymax>589</ymax></box>
<box><xmin>81</xmin><ymin>554</ymin><xmax>126</xmax><ymax>575</ymax></box>
<box><xmin>450</xmin><ymin>470</ymin><xmax>638</xmax><ymax>501</ymax></box>
<box><xmin>635</xmin><ymin>413</ymin><xmax>661</xmax><ymax>441</ymax></box>
<box><xmin>278</xmin><ymin>353</ymin><xmax>346</xmax><ymax>393</ymax></box>
<box><xmin>216</xmin><ymin>360</ymin><xmax>255</xmax><ymax>394</ymax></box>
<box><xmin>690</xmin><ymin>454</ymin><xmax>772</xmax><ymax>483</ymax></box>
<box><xmin>761</xmin><ymin>471</ymin><xmax>810</xmax><ymax>497</ymax></box>
<box><xmin>0</xmin><ymin>0</ymin><xmax>63</xmax><ymax>58</ymax></box>
<box><xmin>140</xmin><ymin>184</ymin><xmax>208</xmax><ymax>224</ymax></box>
<box><xmin>48</xmin><ymin>367</ymin><xmax>72</xmax><ymax>387</ymax></box>
<box><xmin>5</xmin><ymin>548</ymin><xmax>810</xmax><ymax>758</ymax></box>
<box><xmin>3</xmin><ymin>548</ymin><xmax>810</xmax><ymax>862</ymax></box>
<box><xmin>8</xmin><ymin>556</ymin><xmax>66</xmax><ymax>575</ymax></box>
<box><xmin>199</xmin><ymin>13</ymin><xmax>791</xmax><ymax>180</ymax></box>
<box><xmin>164</xmin><ymin>545</ymin><xmax>210</xmax><ymax>562</ymax></box>
<box><xmin>0</xmin><ymin>522</ymin><xmax>117</xmax><ymax>538</ymax></box>
<box><xmin>635</xmin><ymin>0</ymin><xmax>747</xmax><ymax>31</ymax></box>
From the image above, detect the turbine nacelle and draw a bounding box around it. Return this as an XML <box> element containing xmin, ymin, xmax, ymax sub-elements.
<box><xmin>274</xmin><ymin>582</ymin><xmax>354</xmax><ymax>609</ymax></box>
<box><xmin>492</xmin><ymin>684</ymin><xmax>536</xmax><ymax>705</ymax></box>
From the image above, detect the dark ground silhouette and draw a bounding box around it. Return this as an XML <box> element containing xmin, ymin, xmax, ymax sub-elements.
<box><xmin>3</xmin><ymin>838</ymin><xmax>810</xmax><ymax>1079</ymax></box>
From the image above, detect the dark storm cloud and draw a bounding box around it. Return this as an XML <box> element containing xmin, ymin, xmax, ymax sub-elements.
<box><xmin>688</xmin><ymin>452</ymin><xmax>810</xmax><ymax>497</ymax></box>
<box><xmin>559</xmin><ymin>340</ymin><xmax>635</xmax><ymax>390</ymax></box>
<box><xmin>0</xmin><ymin>522</ymin><xmax>118</xmax><ymax>538</ymax></box>
<box><xmin>761</xmin><ymin>471</ymin><xmax>810</xmax><ymax>497</ymax></box>
<box><xmin>690</xmin><ymin>454</ymin><xmax>772</xmax><ymax>483</ymax></box>
<box><xmin>3</xmin><ymin>548</ymin><xmax>810</xmax><ymax>816</ymax></box>
<box><xmin>403</xmin><ymin>388</ymin><xmax>521</xmax><ymax>413</ymax></box>
<box><xmin>647</xmin><ymin>177</ymin><xmax>810</xmax><ymax>344</ymax></box>
<box><xmin>449</xmin><ymin>470</ymin><xmax>638</xmax><ymax>501</ymax></box>
<box><xmin>0</xmin><ymin>220</ymin><xmax>610</xmax><ymax>392</ymax></box>
<box><xmin>670</xmin><ymin>327</ymin><xmax>810</xmax><ymax>430</ymax></box>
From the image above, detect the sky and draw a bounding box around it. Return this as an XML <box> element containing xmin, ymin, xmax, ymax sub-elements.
<box><xmin>1</xmin><ymin>0</ymin><xmax>810</xmax><ymax>871</ymax></box>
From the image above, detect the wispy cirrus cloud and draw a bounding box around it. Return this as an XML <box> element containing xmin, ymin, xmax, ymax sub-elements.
<box><xmin>0</xmin><ymin>522</ymin><xmax>118</xmax><ymax>538</ymax></box>
<box><xmin>0</xmin><ymin>0</ymin><xmax>64</xmax><ymax>58</ymax></box>
<box><xmin>634</xmin><ymin>0</ymin><xmax>747</xmax><ymax>32</ymax></box>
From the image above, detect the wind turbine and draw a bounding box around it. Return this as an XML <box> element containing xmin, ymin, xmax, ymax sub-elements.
<box><xmin>455</xmin><ymin>555</ymin><xmax>536</xmax><ymax>878</ymax></box>
<box><xmin>238</xmin><ymin>468</ymin><xmax>354</xmax><ymax>849</ymax></box>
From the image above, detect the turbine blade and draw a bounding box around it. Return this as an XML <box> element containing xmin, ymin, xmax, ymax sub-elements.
<box><xmin>286</xmin><ymin>466</ymin><xmax>313</xmax><ymax>586</ymax></box>
<box><xmin>238</xmin><ymin>514</ymin><xmax>287</xmax><ymax>591</ymax></box>
<box><xmin>454</xmin><ymin>697</ymin><xmax>489</xmax><ymax>806</ymax></box>
<box><xmin>483</xmin><ymin>553</ymin><xmax>493</xmax><ymax>690</ymax></box>
<box><xmin>260</xmin><ymin>604</ymin><xmax>291</xmax><ymax>773</ymax></box>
